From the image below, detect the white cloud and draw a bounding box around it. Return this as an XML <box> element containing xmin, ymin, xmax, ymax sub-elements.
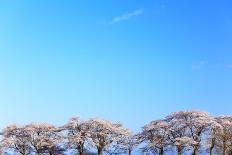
<box><xmin>108</xmin><ymin>9</ymin><xmax>144</xmax><ymax>24</ymax></box>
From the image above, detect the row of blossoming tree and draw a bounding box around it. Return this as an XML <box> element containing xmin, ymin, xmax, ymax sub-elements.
<box><xmin>0</xmin><ymin>110</ymin><xmax>232</xmax><ymax>155</ymax></box>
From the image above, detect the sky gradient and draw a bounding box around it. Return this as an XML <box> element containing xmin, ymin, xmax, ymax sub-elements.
<box><xmin>0</xmin><ymin>0</ymin><xmax>232</xmax><ymax>131</ymax></box>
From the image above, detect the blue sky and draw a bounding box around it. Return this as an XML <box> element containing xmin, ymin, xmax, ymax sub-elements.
<box><xmin>0</xmin><ymin>0</ymin><xmax>232</xmax><ymax>131</ymax></box>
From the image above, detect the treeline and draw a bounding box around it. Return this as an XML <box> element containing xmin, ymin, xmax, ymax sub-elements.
<box><xmin>0</xmin><ymin>110</ymin><xmax>232</xmax><ymax>155</ymax></box>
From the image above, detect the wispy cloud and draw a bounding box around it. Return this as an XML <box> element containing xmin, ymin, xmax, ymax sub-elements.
<box><xmin>111</xmin><ymin>9</ymin><xmax>143</xmax><ymax>24</ymax></box>
<box><xmin>191</xmin><ymin>61</ymin><xmax>207</xmax><ymax>70</ymax></box>
<box><xmin>102</xmin><ymin>9</ymin><xmax>143</xmax><ymax>25</ymax></box>
<box><xmin>226</xmin><ymin>64</ymin><xmax>232</xmax><ymax>69</ymax></box>
<box><xmin>191</xmin><ymin>61</ymin><xmax>232</xmax><ymax>71</ymax></box>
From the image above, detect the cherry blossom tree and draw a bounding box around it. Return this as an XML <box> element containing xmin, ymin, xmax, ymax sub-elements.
<box><xmin>173</xmin><ymin>137</ymin><xmax>197</xmax><ymax>155</ymax></box>
<box><xmin>205</xmin><ymin>119</ymin><xmax>222</xmax><ymax>155</ymax></box>
<box><xmin>62</xmin><ymin>117</ymin><xmax>91</xmax><ymax>155</ymax></box>
<box><xmin>137</xmin><ymin>120</ymin><xmax>170</xmax><ymax>155</ymax></box>
<box><xmin>165</xmin><ymin>114</ymin><xmax>189</xmax><ymax>155</ymax></box>
<box><xmin>1</xmin><ymin>110</ymin><xmax>232</xmax><ymax>155</ymax></box>
<box><xmin>1</xmin><ymin>124</ymin><xmax>31</xmax><ymax>155</ymax></box>
<box><xmin>86</xmin><ymin>118</ymin><xmax>130</xmax><ymax>155</ymax></box>
<box><xmin>107</xmin><ymin>133</ymin><xmax>137</xmax><ymax>155</ymax></box>
<box><xmin>25</xmin><ymin>123</ymin><xmax>65</xmax><ymax>155</ymax></box>
<box><xmin>165</xmin><ymin>110</ymin><xmax>214</xmax><ymax>155</ymax></box>
<box><xmin>119</xmin><ymin>134</ymin><xmax>138</xmax><ymax>155</ymax></box>
<box><xmin>214</xmin><ymin>116</ymin><xmax>232</xmax><ymax>155</ymax></box>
